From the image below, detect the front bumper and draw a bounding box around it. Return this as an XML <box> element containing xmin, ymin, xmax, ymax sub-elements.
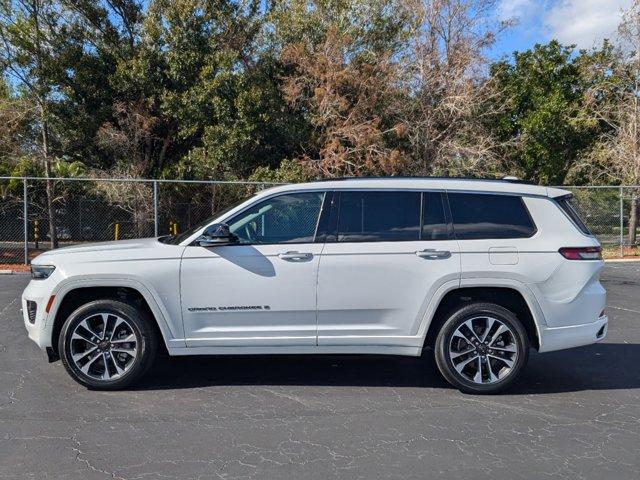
<box><xmin>538</xmin><ymin>315</ymin><xmax>608</xmax><ymax>353</ymax></box>
<box><xmin>22</xmin><ymin>279</ymin><xmax>56</xmax><ymax>350</ymax></box>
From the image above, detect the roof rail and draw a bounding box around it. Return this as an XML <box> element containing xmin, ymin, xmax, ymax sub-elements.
<box><xmin>310</xmin><ymin>176</ymin><xmax>535</xmax><ymax>185</ymax></box>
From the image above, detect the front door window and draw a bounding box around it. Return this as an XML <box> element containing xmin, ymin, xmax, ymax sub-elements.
<box><xmin>228</xmin><ymin>192</ymin><xmax>325</xmax><ymax>244</ymax></box>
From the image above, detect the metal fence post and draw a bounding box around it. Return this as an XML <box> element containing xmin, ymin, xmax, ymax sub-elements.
<box><xmin>620</xmin><ymin>186</ymin><xmax>624</xmax><ymax>258</ymax></box>
<box><xmin>153</xmin><ymin>180</ymin><xmax>158</xmax><ymax>237</ymax></box>
<box><xmin>23</xmin><ymin>178</ymin><xmax>28</xmax><ymax>265</ymax></box>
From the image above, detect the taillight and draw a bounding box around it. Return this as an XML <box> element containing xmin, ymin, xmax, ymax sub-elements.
<box><xmin>558</xmin><ymin>246</ymin><xmax>602</xmax><ymax>260</ymax></box>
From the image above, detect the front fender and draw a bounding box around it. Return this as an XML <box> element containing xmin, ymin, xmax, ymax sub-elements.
<box><xmin>47</xmin><ymin>275</ymin><xmax>185</xmax><ymax>349</ymax></box>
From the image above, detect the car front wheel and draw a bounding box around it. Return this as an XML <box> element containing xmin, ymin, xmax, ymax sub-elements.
<box><xmin>434</xmin><ymin>302</ymin><xmax>529</xmax><ymax>394</ymax></box>
<box><xmin>58</xmin><ymin>299</ymin><xmax>157</xmax><ymax>390</ymax></box>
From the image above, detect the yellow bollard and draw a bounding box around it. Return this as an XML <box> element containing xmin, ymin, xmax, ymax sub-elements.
<box><xmin>34</xmin><ymin>220</ymin><xmax>39</xmax><ymax>249</ymax></box>
<box><xmin>172</xmin><ymin>222</ymin><xmax>178</xmax><ymax>235</ymax></box>
<box><xmin>114</xmin><ymin>223</ymin><xmax>120</xmax><ymax>241</ymax></box>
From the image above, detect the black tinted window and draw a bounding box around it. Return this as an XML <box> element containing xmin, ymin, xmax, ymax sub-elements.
<box><xmin>422</xmin><ymin>192</ymin><xmax>451</xmax><ymax>240</ymax></box>
<box><xmin>228</xmin><ymin>192</ymin><xmax>324</xmax><ymax>244</ymax></box>
<box><xmin>448</xmin><ymin>193</ymin><xmax>536</xmax><ymax>239</ymax></box>
<box><xmin>337</xmin><ymin>191</ymin><xmax>421</xmax><ymax>242</ymax></box>
<box><xmin>556</xmin><ymin>195</ymin><xmax>592</xmax><ymax>235</ymax></box>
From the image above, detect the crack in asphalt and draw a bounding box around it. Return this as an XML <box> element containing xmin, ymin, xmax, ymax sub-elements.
<box><xmin>0</xmin><ymin>268</ymin><xmax>639</xmax><ymax>479</ymax></box>
<box><xmin>608</xmin><ymin>305</ymin><xmax>640</xmax><ymax>314</ymax></box>
<box><xmin>70</xmin><ymin>433</ymin><xmax>128</xmax><ymax>480</ymax></box>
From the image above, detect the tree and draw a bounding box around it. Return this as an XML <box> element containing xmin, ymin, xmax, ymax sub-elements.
<box><xmin>0</xmin><ymin>0</ymin><xmax>65</xmax><ymax>246</ymax></box>
<box><xmin>616</xmin><ymin>1</ymin><xmax>640</xmax><ymax>245</ymax></box>
<box><xmin>280</xmin><ymin>27</ymin><xmax>407</xmax><ymax>177</ymax></box>
<box><xmin>0</xmin><ymin>0</ymin><xmax>128</xmax><ymax>245</ymax></box>
<box><xmin>576</xmin><ymin>1</ymin><xmax>640</xmax><ymax>246</ymax></box>
<box><xmin>490</xmin><ymin>41</ymin><xmax>598</xmax><ymax>185</ymax></box>
<box><xmin>271</xmin><ymin>0</ymin><xmax>412</xmax><ymax>177</ymax></box>
<box><xmin>47</xmin><ymin>0</ymin><xmax>143</xmax><ymax>170</ymax></box>
<box><xmin>100</xmin><ymin>0</ymin><xmax>302</xmax><ymax>182</ymax></box>
<box><xmin>399</xmin><ymin>0</ymin><xmax>510</xmax><ymax>177</ymax></box>
<box><xmin>0</xmin><ymin>77</ymin><xmax>33</xmax><ymax>165</ymax></box>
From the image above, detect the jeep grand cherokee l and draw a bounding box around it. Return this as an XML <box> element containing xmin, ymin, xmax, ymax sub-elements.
<box><xmin>22</xmin><ymin>178</ymin><xmax>607</xmax><ymax>394</ymax></box>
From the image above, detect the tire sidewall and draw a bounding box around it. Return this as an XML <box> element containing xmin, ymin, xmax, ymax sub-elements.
<box><xmin>435</xmin><ymin>303</ymin><xmax>529</xmax><ymax>394</ymax></box>
<box><xmin>59</xmin><ymin>299</ymin><xmax>155</xmax><ymax>390</ymax></box>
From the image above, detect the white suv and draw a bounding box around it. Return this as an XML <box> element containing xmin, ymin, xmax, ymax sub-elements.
<box><xmin>22</xmin><ymin>178</ymin><xmax>608</xmax><ymax>394</ymax></box>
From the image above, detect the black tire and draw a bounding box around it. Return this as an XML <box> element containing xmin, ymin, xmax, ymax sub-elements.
<box><xmin>58</xmin><ymin>299</ymin><xmax>158</xmax><ymax>390</ymax></box>
<box><xmin>434</xmin><ymin>302</ymin><xmax>529</xmax><ymax>394</ymax></box>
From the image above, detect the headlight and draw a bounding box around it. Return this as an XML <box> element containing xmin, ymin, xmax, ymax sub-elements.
<box><xmin>31</xmin><ymin>265</ymin><xmax>56</xmax><ymax>280</ymax></box>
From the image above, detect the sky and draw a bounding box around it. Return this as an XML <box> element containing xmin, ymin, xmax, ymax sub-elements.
<box><xmin>491</xmin><ymin>0</ymin><xmax>634</xmax><ymax>59</ymax></box>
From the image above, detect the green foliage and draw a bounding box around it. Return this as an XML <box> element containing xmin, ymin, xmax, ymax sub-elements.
<box><xmin>52</xmin><ymin>159</ymin><xmax>86</xmax><ymax>177</ymax></box>
<box><xmin>0</xmin><ymin>0</ymin><xmax>143</xmax><ymax>169</ymax></box>
<box><xmin>0</xmin><ymin>76</ymin><xmax>9</xmax><ymax>98</ymax></box>
<box><xmin>490</xmin><ymin>41</ymin><xmax>599</xmax><ymax>184</ymax></box>
<box><xmin>0</xmin><ymin>2</ymin><xmax>635</xmax><ymax>187</ymax></box>
<box><xmin>249</xmin><ymin>158</ymin><xmax>313</xmax><ymax>183</ymax></box>
<box><xmin>4</xmin><ymin>157</ymin><xmax>85</xmax><ymax>191</ymax></box>
<box><xmin>102</xmin><ymin>0</ymin><xmax>308</xmax><ymax>180</ymax></box>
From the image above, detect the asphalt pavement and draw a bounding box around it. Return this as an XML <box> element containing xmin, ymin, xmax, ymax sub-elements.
<box><xmin>1</xmin><ymin>263</ymin><xmax>639</xmax><ymax>479</ymax></box>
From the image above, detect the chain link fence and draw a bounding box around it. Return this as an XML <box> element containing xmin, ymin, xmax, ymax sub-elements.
<box><xmin>562</xmin><ymin>186</ymin><xmax>639</xmax><ymax>258</ymax></box>
<box><xmin>0</xmin><ymin>177</ymin><xmax>279</xmax><ymax>265</ymax></box>
<box><xmin>0</xmin><ymin>177</ymin><xmax>638</xmax><ymax>264</ymax></box>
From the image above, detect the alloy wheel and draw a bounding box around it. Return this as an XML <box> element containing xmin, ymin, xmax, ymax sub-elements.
<box><xmin>448</xmin><ymin>316</ymin><xmax>519</xmax><ymax>385</ymax></box>
<box><xmin>69</xmin><ymin>312</ymin><xmax>139</xmax><ymax>381</ymax></box>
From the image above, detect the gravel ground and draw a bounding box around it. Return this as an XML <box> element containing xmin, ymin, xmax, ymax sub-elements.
<box><xmin>1</xmin><ymin>263</ymin><xmax>639</xmax><ymax>480</ymax></box>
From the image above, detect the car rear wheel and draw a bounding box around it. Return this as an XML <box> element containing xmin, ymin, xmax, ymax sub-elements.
<box><xmin>434</xmin><ymin>302</ymin><xmax>529</xmax><ymax>394</ymax></box>
<box><xmin>59</xmin><ymin>299</ymin><xmax>157</xmax><ymax>390</ymax></box>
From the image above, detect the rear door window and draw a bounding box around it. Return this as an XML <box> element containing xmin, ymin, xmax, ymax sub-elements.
<box><xmin>447</xmin><ymin>192</ymin><xmax>536</xmax><ymax>240</ymax></box>
<box><xmin>422</xmin><ymin>192</ymin><xmax>452</xmax><ymax>240</ymax></box>
<box><xmin>336</xmin><ymin>191</ymin><xmax>421</xmax><ymax>242</ymax></box>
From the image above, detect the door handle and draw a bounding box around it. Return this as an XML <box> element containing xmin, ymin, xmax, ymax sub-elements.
<box><xmin>278</xmin><ymin>251</ymin><xmax>313</xmax><ymax>261</ymax></box>
<box><xmin>416</xmin><ymin>249</ymin><xmax>451</xmax><ymax>259</ymax></box>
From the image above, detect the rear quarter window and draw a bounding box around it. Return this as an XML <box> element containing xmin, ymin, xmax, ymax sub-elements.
<box><xmin>554</xmin><ymin>195</ymin><xmax>593</xmax><ymax>236</ymax></box>
<box><xmin>448</xmin><ymin>192</ymin><xmax>537</xmax><ymax>240</ymax></box>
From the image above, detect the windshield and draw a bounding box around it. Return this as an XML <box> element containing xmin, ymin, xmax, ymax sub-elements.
<box><xmin>158</xmin><ymin>195</ymin><xmax>253</xmax><ymax>245</ymax></box>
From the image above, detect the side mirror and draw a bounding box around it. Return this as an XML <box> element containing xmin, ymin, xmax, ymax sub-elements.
<box><xmin>196</xmin><ymin>223</ymin><xmax>235</xmax><ymax>247</ymax></box>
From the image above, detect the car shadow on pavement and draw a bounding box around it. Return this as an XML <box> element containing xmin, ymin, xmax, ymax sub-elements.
<box><xmin>136</xmin><ymin>351</ymin><xmax>451</xmax><ymax>390</ymax></box>
<box><xmin>132</xmin><ymin>343</ymin><xmax>640</xmax><ymax>394</ymax></box>
<box><xmin>511</xmin><ymin>343</ymin><xmax>640</xmax><ymax>395</ymax></box>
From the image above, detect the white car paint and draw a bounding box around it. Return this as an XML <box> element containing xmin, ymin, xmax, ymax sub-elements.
<box><xmin>316</xmin><ymin>238</ymin><xmax>460</xmax><ymax>347</ymax></box>
<box><xmin>181</xmin><ymin>242</ymin><xmax>323</xmax><ymax>347</ymax></box>
<box><xmin>22</xmin><ymin>178</ymin><xmax>607</xmax><ymax>359</ymax></box>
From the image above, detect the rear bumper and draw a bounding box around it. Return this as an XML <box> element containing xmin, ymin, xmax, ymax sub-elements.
<box><xmin>538</xmin><ymin>315</ymin><xmax>608</xmax><ymax>353</ymax></box>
